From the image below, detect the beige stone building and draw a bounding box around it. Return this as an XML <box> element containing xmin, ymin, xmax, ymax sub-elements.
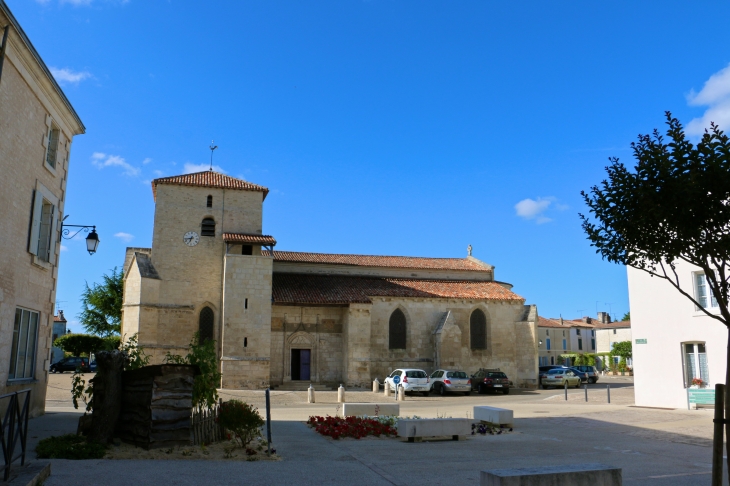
<box><xmin>121</xmin><ymin>171</ymin><xmax>539</xmax><ymax>389</ymax></box>
<box><xmin>0</xmin><ymin>1</ymin><xmax>85</xmax><ymax>416</ymax></box>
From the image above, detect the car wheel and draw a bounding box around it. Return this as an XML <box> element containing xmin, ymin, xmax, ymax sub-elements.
<box><xmin>478</xmin><ymin>384</ymin><xmax>485</xmax><ymax>395</ymax></box>
<box><xmin>541</xmin><ymin>384</ymin><xmax>547</xmax><ymax>390</ymax></box>
<box><xmin>439</xmin><ymin>385</ymin><xmax>446</xmax><ymax>396</ymax></box>
<box><xmin>464</xmin><ymin>391</ymin><xmax>470</xmax><ymax>396</ymax></box>
<box><xmin>502</xmin><ymin>388</ymin><xmax>510</xmax><ymax>395</ymax></box>
<box><xmin>422</xmin><ymin>391</ymin><xmax>429</xmax><ymax>397</ymax></box>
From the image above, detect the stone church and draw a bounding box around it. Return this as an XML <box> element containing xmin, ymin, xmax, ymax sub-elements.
<box><xmin>121</xmin><ymin>170</ymin><xmax>539</xmax><ymax>389</ymax></box>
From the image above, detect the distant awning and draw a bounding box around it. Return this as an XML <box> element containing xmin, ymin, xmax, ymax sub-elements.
<box><xmin>223</xmin><ymin>233</ymin><xmax>277</xmax><ymax>246</ymax></box>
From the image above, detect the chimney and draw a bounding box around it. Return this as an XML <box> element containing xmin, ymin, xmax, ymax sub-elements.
<box><xmin>597</xmin><ymin>312</ymin><xmax>610</xmax><ymax>324</ymax></box>
<box><xmin>582</xmin><ymin>316</ymin><xmax>592</xmax><ymax>324</ymax></box>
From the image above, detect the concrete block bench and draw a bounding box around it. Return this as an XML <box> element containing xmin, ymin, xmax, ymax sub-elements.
<box><xmin>397</xmin><ymin>418</ymin><xmax>472</xmax><ymax>442</ymax></box>
<box><xmin>474</xmin><ymin>406</ymin><xmax>514</xmax><ymax>427</ymax></box>
<box><xmin>338</xmin><ymin>403</ymin><xmax>400</xmax><ymax>417</ymax></box>
<box><xmin>480</xmin><ymin>464</ymin><xmax>622</xmax><ymax>486</ymax></box>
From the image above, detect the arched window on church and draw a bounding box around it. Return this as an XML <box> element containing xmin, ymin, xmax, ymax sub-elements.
<box><xmin>470</xmin><ymin>309</ymin><xmax>487</xmax><ymax>350</ymax></box>
<box><xmin>199</xmin><ymin>306</ymin><xmax>214</xmax><ymax>342</ymax></box>
<box><xmin>206</xmin><ymin>195</ymin><xmax>212</xmax><ymax>208</ymax></box>
<box><xmin>201</xmin><ymin>218</ymin><xmax>216</xmax><ymax>237</ymax></box>
<box><xmin>389</xmin><ymin>309</ymin><xmax>406</xmax><ymax>350</ymax></box>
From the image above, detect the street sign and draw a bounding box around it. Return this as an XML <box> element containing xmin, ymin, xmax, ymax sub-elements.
<box><xmin>392</xmin><ymin>375</ymin><xmax>401</xmax><ymax>385</ymax></box>
<box><xmin>635</xmin><ymin>338</ymin><xmax>647</xmax><ymax>344</ymax></box>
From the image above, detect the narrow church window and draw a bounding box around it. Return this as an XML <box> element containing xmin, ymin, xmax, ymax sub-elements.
<box><xmin>244</xmin><ymin>298</ymin><xmax>248</xmax><ymax>310</ymax></box>
<box><xmin>470</xmin><ymin>309</ymin><xmax>487</xmax><ymax>350</ymax></box>
<box><xmin>244</xmin><ymin>337</ymin><xmax>248</xmax><ymax>348</ymax></box>
<box><xmin>201</xmin><ymin>218</ymin><xmax>216</xmax><ymax>236</ymax></box>
<box><xmin>389</xmin><ymin>309</ymin><xmax>406</xmax><ymax>350</ymax></box>
<box><xmin>207</xmin><ymin>195</ymin><xmax>212</xmax><ymax>207</ymax></box>
<box><xmin>199</xmin><ymin>306</ymin><xmax>214</xmax><ymax>342</ymax></box>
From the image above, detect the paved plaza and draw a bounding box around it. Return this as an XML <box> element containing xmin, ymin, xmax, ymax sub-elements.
<box><xmin>29</xmin><ymin>373</ymin><xmax>722</xmax><ymax>485</ymax></box>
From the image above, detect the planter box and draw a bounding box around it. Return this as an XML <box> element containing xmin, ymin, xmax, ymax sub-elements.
<box><xmin>481</xmin><ymin>463</ymin><xmax>622</xmax><ymax>486</ymax></box>
<box><xmin>474</xmin><ymin>406</ymin><xmax>513</xmax><ymax>427</ymax></box>
<box><xmin>397</xmin><ymin>418</ymin><xmax>472</xmax><ymax>442</ymax></box>
<box><xmin>339</xmin><ymin>403</ymin><xmax>399</xmax><ymax>417</ymax></box>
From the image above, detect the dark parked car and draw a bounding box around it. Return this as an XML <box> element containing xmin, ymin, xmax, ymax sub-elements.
<box><xmin>471</xmin><ymin>369</ymin><xmax>510</xmax><ymax>394</ymax></box>
<box><xmin>572</xmin><ymin>365</ymin><xmax>599</xmax><ymax>384</ymax></box>
<box><xmin>50</xmin><ymin>357</ymin><xmax>90</xmax><ymax>373</ymax></box>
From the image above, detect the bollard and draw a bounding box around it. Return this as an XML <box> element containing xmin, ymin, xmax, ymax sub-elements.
<box><xmin>398</xmin><ymin>385</ymin><xmax>405</xmax><ymax>401</ymax></box>
<box><xmin>607</xmin><ymin>384</ymin><xmax>610</xmax><ymax>404</ymax></box>
<box><xmin>384</xmin><ymin>381</ymin><xmax>391</xmax><ymax>397</ymax></box>
<box><xmin>308</xmin><ymin>384</ymin><xmax>315</xmax><ymax>404</ymax></box>
<box><xmin>373</xmin><ymin>378</ymin><xmax>380</xmax><ymax>394</ymax></box>
<box><xmin>564</xmin><ymin>381</ymin><xmax>568</xmax><ymax>400</ymax></box>
<box><xmin>265</xmin><ymin>389</ymin><xmax>272</xmax><ymax>456</ymax></box>
<box><xmin>584</xmin><ymin>384</ymin><xmax>588</xmax><ymax>402</ymax></box>
<box><xmin>338</xmin><ymin>384</ymin><xmax>345</xmax><ymax>403</ymax></box>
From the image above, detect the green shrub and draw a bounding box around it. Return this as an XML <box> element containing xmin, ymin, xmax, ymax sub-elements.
<box><xmin>618</xmin><ymin>357</ymin><xmax>627</xmax><ymax>372</ymax></box>
<box><xmin>53</xmin><ymin>334</ymin><xmax>105</xmax><ymax>357</ymax></box>
<box><xmin>218</xmin><ymin>400</ymin><xmax>265</xmax><ymax>448</ymax></box>
<box><xmin>102</xmin><ymin>335</ymin><xmax>121</xmax><ymax>351</ymax></box>
<box><xmin>36</xmin><ymin>434</ymin><xmax>107</xmax><ymax>460</ymax></box>
<box><xmin>165</xmin><ymin>332</ymin><xmax>221</xmax><ymax>410</ymax></box>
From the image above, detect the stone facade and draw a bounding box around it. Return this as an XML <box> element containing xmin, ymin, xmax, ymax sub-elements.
<box><xmin>122</xmin><ymin>171</ymin><xmax>539</xmax><ymax>390</ymax></box>
<box><xmin>0</xmin><ymin>1</ymin><xmax>84</xmax><ymax>416</ymax></box>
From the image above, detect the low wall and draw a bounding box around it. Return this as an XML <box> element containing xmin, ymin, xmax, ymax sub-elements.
<box><xmin>339</xmin><ymin>403</ymin><xmax>399</xmax><ymax>417</ymax></box>
<box><xmin>397</xmin><ymin>418</ymin><xmax>472</xmax><ymax>442</ymax></box>
<box><xmin>480</xmin><ymin>464</ymin><xmax>622</xmax><ymax>486</ymax></box>
<box><xmin>474</xmin><ymin>406</ymin><xmax>513</xmax><ymax>426</ymax></box>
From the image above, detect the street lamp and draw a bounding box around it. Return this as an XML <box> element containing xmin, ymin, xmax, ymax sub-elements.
<box><xmin>60</xmin><ymin>220</ymin><xmax>100</xmax><ymax>255</ymax></box>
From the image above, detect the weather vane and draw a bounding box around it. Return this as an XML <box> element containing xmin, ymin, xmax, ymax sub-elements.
<box><xmin>209</xmin><ymin>140</ymin><xmax>218</xmax><ymax>171</ymax></box>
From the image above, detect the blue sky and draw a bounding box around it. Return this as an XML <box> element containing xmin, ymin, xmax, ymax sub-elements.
<box><xmin>9</xmin><ymin>0</ymin><xmax>730</xmax><ymax>332</ymax></box>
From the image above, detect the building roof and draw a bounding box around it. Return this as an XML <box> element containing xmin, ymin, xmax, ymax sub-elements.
<box><xmin>53</xmin><ymin>311</ymin><xmax>67</xmax><ymax>322</ymax></box>
<box><xmin>272</xmin><ymin>273</ymin><xmax>523</xmax><ymax>305</ymax></box>
<box><xmin>151</xmin><ymin>171</ymin><xmax>269</xmax><ymax>200</ymax></box>
<box><xmin>223</xmin><ymin>233</ymin><xmax>277</xmax><ymax>246</ymax></box>
<box><xmin>264</xmin><ymin>250</ymin><xmax>491</xmax><ymax>272</ymax></box>
<box><xmin>593</xmin><ymin>320</ymin><xmax>631</xmax><ymax>330</ymax></box>
<box><xmin>0</xmin><ymin>1</ymin><xmax>85</xmax><ymax>133</ymax></box>
<box><xmin>537</xmin><ymin>317</ymin><xmax>569</xmax><ymax>328</ymax></box>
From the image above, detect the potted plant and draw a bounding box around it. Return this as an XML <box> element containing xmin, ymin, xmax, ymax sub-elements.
<box><xmin>690</xmin><ymin>377</ymin><xmax>704</xmax><ymax>389</ymax></box>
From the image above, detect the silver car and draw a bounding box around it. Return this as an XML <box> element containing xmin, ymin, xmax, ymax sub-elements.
<box><xmin>429</xmin><ymin>369</ymin><xmax>471</xmax><ymax>396</ymax></box>
<box><xmin>541</xmin><ymin>368</ymin><xmax>581</xmax><ymax>389</ymax></box>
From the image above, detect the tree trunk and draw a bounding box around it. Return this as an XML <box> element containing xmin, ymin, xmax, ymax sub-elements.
<box><xmin>88</xmin><ymin>350</ymin><xmax>125</xmax><ymax>444</ymax></box>
<box><xmin>725</xmin><ymin>332</ymin><xmax>730</xmax><ymax>485</ymax></box>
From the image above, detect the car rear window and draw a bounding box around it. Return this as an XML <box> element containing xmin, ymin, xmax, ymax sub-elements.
<box><xmin>447</xmin><ymin>371</ymin><xmax>468</xmax><ymax>379</ymax></box>
<box><xmin>406</xmin><ymin>371</ymin><xmax>427</xmax><ymax>378</ymax></box>
<box><xmin>487</xmin><ymin>372</ymin><xmax>507</xmax><ymax>378</ymax></box>
<box><xmin>547</xmin><ymin>369</ymin><xmax>564</xmax><ymax>375</ymax></box>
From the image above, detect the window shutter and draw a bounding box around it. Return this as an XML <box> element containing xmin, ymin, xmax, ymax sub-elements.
<box><xmin>48</xmin><ymin>203</ymin><xmax>58</xmax><ymax>264</ymax></box>
<box><xmin>28</xmin><ymin>190</ymin><xmax>43</xmax><ymax>255</ymax></box>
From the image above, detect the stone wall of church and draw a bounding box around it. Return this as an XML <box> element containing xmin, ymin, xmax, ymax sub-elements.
<box><xmin>270</xmin><ymin>305</ymin><xmax>345</xmax><ymax>387</ymax></box>
<box><xmin>220</xmin><ymin>254</ymin><xmax>272</xmax><ymax>388</ymax></box>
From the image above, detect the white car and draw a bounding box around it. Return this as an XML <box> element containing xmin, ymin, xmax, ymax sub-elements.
<box><xmin>384</xmin><ymin>368</ymin><xmax>430</xmax><ymax>396</ymax></box>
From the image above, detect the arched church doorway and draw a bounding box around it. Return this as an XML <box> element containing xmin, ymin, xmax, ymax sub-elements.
<box><xmin>291</xmin><ymin>349</ymin><xmax>311</xmax><ymax>381</ymax></box>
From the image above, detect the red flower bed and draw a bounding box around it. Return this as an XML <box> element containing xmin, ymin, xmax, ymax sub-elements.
<box><xmin>307</xmin><ymin>415</ymin><xmax>397</xmax><ymax>440</ymax></box>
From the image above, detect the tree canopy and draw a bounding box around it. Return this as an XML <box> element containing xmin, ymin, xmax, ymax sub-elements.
<box><xmin>621</xmin><ymin>311</ymin><xmax>630</xmax><ymax>322</ymax></box>
<box><xmin>610</xmin><ymin>341</ymin><xmax>632</xmax><ymax>360</ymax></box>
<box><xmin>54</xmin><ymin>334</ymin><xmax>106</xmax><ymax>357</ymax></box>
<box><xmin>580</xmin><ymin>112</ymin><xmax>730</xmax><ymax>327</ymax></box>
<box><xmin>79</xmin><ymin>267</ymin><xmax>123</xmax><ymax>337</ymax></box>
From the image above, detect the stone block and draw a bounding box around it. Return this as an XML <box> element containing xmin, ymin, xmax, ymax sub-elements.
<box><xmin>480</xmin><ymin>464</ymin><xmax>622</xmax><ymax>486</ymax></box>
<box><xmin>397</xmin><ymin>418</ymin><xmax>472</xmax><ymax>442</ymax></box>
<box><xmin>339</xmin><ymin>403</ymin><xmax>399</xmax><ymax>417</ymax></box>
<box><xmin>474</xmin><ymin>406</ymin><xmax>513</xmax><ymax>426</ymax></box>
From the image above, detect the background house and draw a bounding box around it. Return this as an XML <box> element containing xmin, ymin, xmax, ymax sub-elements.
<box><xmin>0</xmin><ymin>0</ymin><xmax>85</xmax><ymax>416</ymax></box>
<box><xmin>51</xmin><ymin>311</ymin><xmax>68</xmax><ymax>364</ymax></box>
<box><xmin>629</xmin><ymin>263</ymin><xmax>727</xmax><ymax>409</ymax></box>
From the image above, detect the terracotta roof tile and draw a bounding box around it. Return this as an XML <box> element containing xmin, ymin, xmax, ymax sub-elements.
<box><xmin>152</xmin><ymin>171</ymin><xmax>269</xmax><ymax>200</ymax></box>
<box><xmin>272</xmin><ymin>273</ymin><xmax>523</xmax><ymax>305</ymax></box>
<box><xmin>223</xmin><ymin>233</ymin><xmax>277</xmax><ymax>246</ymax></box>
<box><xmin>53</xmin><ymin>313</ymin><xmax>67</xmax><ymax>322</ymax></box>
<box><xmin>264</xmin><ymin>250</ymin><xmax>490</xmax><ymax>272</ymax></box>
<box><xmin>538</xmin><ymin>317</ymin><xmax>568</xmax><ymax>328</ymax></box>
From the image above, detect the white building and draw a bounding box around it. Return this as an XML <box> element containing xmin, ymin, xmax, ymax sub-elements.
<box><xmin>51</xmin><ymin>311</ymin><xmax>67</xmax><ymax>364</ymax></box>
<box><xmin>629</xmin><ymin>263</ymin><xmax>728</xmax><ymax>409</ymax></box>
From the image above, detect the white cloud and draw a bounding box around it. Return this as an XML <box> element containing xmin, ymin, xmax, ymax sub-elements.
<box><xmin>153</xmin><ymin>170</ymin><xmax>164</xmax><ymax>177</ymax></box>
<box><xmin>50</xmin><ymin>67</ymin><xmax>92</xmax><ymax>85</ymax></box>
<box><xmin>60</xmin><ymin>0</ymin><xmax>93</xmax><ymax>5</ymax></box>
<box><xmin>91</xmin><ymin>152</ymin><xmax>140</xmax><ymax>176</ymax></box>
<box><xmin>60</xmin><ymin>245</ymin><xmax>68</xmax><ymax>252</ymax></box>
<box><xmin>183</xmin><ymin>163</ymin><xmax>225</xmax><ymax>174</ymax></box>
<box><xmin>142</xmin><ymin>158</ymin><xmax>153</xmax><ymax>165</ymax></box>
<box><xmin>515</xmin><ymin>197</ymin><xmax>557</xmax><ymax>224</ymax></box>
<box><xmin>686</xmin><ymin>63</ymin><xmax>730</xmax><ymax>136</ymax></box>
<box><xmin>114</xmin><ymin>232</ymin><xmax>134</xmax><ymax>242</ymax></box>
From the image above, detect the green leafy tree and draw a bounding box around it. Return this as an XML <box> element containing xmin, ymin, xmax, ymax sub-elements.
<box><xmin>621</xmin><ymin>311</ymin><xmax>630</xmax><ymax>322</ymax></box>
<box><xmin>580</xmin><ymin>112</ymin><xmax>730</xmax><ymax>473</ymax></box>
<box><xmin>79</xmin><ymin>268</ymin><xmax>123</xmax><ymax>337</ymax></box>
<box><xmin>611</xmin><ymin>341</ymin><xmax>632</xmax><ymax>360</ymax></box>
<box><xmin>54</xmin><ymin>333</ymin><xmax>105</xmax><ymax>357</ymax></box>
